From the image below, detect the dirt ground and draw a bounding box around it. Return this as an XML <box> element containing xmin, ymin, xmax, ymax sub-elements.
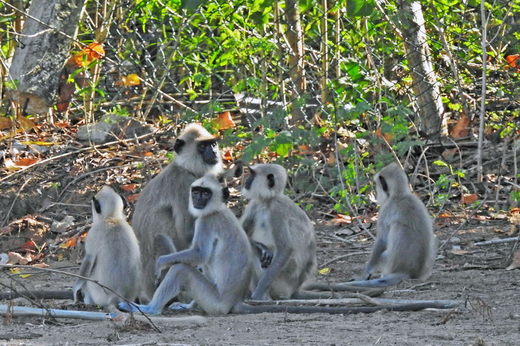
<box><xmin>0</xmin><ymin>130</ymin><xmax>519</xmax><ymax>345</ymax></box>
<box><xmin>0</xmin><ymin>220</ymin><xmax>519</xmax><ymax>345</ymax></box>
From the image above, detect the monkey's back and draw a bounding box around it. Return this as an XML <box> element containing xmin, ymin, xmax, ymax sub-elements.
<box><xmin>132</xmin><ymin>162</ymin><xmax>197</xmax><ymax>298</ymax></box>
<box><xmin>198</xmin><ymin>209</ymin><xmax>252</xmax><ymax>304</ymax></box>
<box><xmin>85</xmin><ymin>220</ymin><xmax>141</xmax><ymax>306</ymax></box>
<box><xmin>378</xmin><ymin>193</ymin><xmax>436</xmax><ymax>280</ymax></box>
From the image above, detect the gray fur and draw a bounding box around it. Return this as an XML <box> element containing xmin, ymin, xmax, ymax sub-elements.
<box><xmin>132</xmin><ymin>124</ymin><xmax>223</xmax><ymax>300</ymax></box>
<box><xmin>241</xmin><ymin>164</ymin><xmax>317</xmax><ymax>300</ymax></box>
<box><xmin>139</xmin><ymin>175</ymin><xmax>253</xmax><ymax>315</ymax></box>
<box><xmin>73</xmin><ymin>186</ymin><xmax>141</xmax><ymax>311</ymax></box>
<box><xmin>364</xmin><ymin>162</ymin><xmax>437</xmax><ymax>282</ymax></box>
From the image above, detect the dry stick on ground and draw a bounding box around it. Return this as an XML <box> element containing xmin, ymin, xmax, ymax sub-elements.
<box><xmin>0</xmin><ymin>132</ymin><xmax>155</xmax><ymax>184</ymax></box>
<box><xmin>474</xmin><ymin>237</ymin><xmax>520</xmax><ymax>246</ymax></box>
<box><xmin>0</xmin><ymin>305</ymin><xmax>206</xmax><ymax>327</ymax></box>
<box><xmin>0</xmin><ymin>264</ymin><xmax>165</xmax><ymax>331</ymax></box>
<box><xmin>247</xmin><ymin>297</ymin><xmax>459</xmax><ymax>308</ymax></box>
<box><xmin>1</xmin><ymin>178</ymin><xmax>32</xmax><ymax>227</ymax></box>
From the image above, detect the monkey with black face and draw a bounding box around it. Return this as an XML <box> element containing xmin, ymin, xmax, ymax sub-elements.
<box><xmin>241</xmin><ymin>164</ymin><xmax>318</xmax><ymax>300</ymax></box>
<box><xmin>119</xmin><ymin>174</ymin><xmax>253</xmax><ymax>315</ymax></box>
<box><xmin>338</xmin><ymin>162</ymin><xmax>437</xmax><ymax>288</ymax></box>
<box><xmin>73</xmin><ymin>186</ymin><xmax>141</xmax><ymax>311</ymax></box>
<box><xmin>131</xmin><ymin>123</ymin><xmax>224</xmax><ymax>300</ymax></box>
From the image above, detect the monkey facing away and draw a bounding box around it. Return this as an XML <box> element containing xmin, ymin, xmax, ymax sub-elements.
<box><xmin>119</xmin><ymin>174</ymin><xmax>253</xmax><ymax>315</ymax></box>
<box><xmin>340</xmin><ymin>162</ymin><xmax>437</xmax><ymax>288</ymax></box>
<box><xmin>241</xmin><ymin>164</ymin><xmax>318</xmax><ymax>300</ymax></box>
<box><xmin>73</xmin><ymin>186</ymin><xmax>141</xmax><ymax>311</ymax></box>
<box><xmin>131</xmin><ymin>123</ymin><xmax>224</xmax><ymax>300</ymax></box>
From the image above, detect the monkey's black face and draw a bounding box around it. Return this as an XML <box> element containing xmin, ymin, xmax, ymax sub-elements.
<box><xmin>197</xmin><ymin>139</ymin><xmax>219</xmax><ymax>165</ymax></box>
<box><xmin>244</xmin><ymin>169</ymin><xmax>256</xmax><ymax>190</ymax></box>
<box><xmin>191</xmin><ymin>186</ymin><xmax>213</xmax><ymax>209</ymax></box>
<box><xmin>378</xmin><ymin>176</ymin><xmax>389</xmax><ymax>194</ymax></box>
<box><xmin>92</xmin><ymin>197</ymin><xmax>102</xmax><ymax>214</ymax></box>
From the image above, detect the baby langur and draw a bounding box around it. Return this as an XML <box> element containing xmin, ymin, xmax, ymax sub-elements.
<box><xmin>131</xmin><ymin>123</ymin><xmax>224</xmax><ymax>300</ymax></box>
<box><xmin>241</xmin><ymin>164</ymin><xmax>318</xmax><ymax>300</ymax></box>
<box><xmin>73</xmin><ymin>186</ymin><xmax>141</xmax><ymax>311</ymax></box>
<box><xmin>119</xmin><ymin>175</ymin><xmax>253</xmax><ymax>315</ymax></box>
<box><xmin>341</xmin><ymin>162</ymin><xmax>437</xmax><ymax>288</ymax></box>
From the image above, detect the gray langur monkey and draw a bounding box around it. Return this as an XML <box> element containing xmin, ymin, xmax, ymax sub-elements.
<box><xmin>73</xmin><ymin>186</ymin><xmax>141</xmax><ymax>311</ymax></box>
<box><xmin>119</xmin><ymin>174</ymin><xmax>253</xmax><ymax>315</ymax></box>
<box><xmin>131</xmin><ymin>123</ymin><xmax>224</xmax><ymax>300</ymax></box>
<box><xmin>334</xmin><ymin>162</ymin><xmax>437</xmax><ymax>288</ymax></box>
<box><xmin>118</xmin><ymin>174</ymin><xmax>453</xmax><ymax>315</ymax></box>
<box><xmin>241</xmin><ymin>164</ymin><xmax>319</xmax><ymax>300</ymax></box>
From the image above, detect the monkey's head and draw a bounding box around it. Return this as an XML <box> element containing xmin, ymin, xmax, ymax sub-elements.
<box><xmin>189</xmin><ymin>174</ymin><xmax>230</xmax><ymax>218</ymax></box>
<box><xmin>173</xmin><ymin>123</ymin><xmax>223</xmax><ymax>176</ymax></box>
<box><xmin>91</xmin><ymin>186</ymin><xmax>125</xmax><ymax>222</ymax></box>
<box><xmin>374</xmin><ymin>162</ymin><xmax>410</xmax><ymax>205</ymax></box>
<box><xmin>242</xmin><ymin>163</ymin><xmax>287</xmax><ymax>200</ymax></box>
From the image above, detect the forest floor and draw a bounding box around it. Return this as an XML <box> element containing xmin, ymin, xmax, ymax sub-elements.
<box><xmin>0</xmin><ymin>124</ymin><xmax>519</xmax><ymax>345</ymax></box>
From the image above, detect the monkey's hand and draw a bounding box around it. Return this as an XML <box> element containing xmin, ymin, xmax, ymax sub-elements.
<box><xmin>155</xmin><ymin>255</ymin><xmax>172</xmax><ymax>281</ymax></box>
<box><xmin>252</xmin><ymin>241</ymin><xmax>273</xmax><ymax>268</ymax></box>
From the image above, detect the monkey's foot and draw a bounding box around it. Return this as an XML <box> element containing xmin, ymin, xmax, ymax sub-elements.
<box><xmin>117</xmin><ymin>302</ymin><xmax>161</xmax><ymax>315</ymax></box>
<box><xmin>168</xmin><ymin>300</ymin><xmax>195</xmax><ymax>311</ymax></box>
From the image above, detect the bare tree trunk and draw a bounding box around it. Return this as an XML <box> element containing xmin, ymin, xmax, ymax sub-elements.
<box><xmin>8</xmin><ymin>0</ymin><xmax>85</xmax><ymax>114</ymax></box>
<box><xmin>397</xmin><ymin>1</ymin><xmax>446</xmax><ymax>139</ymax></box>
<box><xmin>284</xmin><ymin>0</ymin><xmax>306</xmax><ymax>125</ymax></box>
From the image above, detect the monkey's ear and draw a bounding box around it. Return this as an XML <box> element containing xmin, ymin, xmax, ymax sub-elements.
<box><xmin>267</xmin><ymin>174</ymin><xmax>275</xmax><ymax>189</ymax></box>
<box><xmin>173</xmin><ymin>139</ymin><xmax>185</xmax><ymax>154</ymax></box>
<box><xmin>92</xmin><ymin>197</ymin><xmax>102</xmax><ymax>214</ymax></box>
<box><xmin>378</xmin><ymin>176</ymin><xmax>389</xmax><ymax>193</ymax></box>
<box><xmin>222</xmin><ymin>187</ymin><xmax>230</xmax><ymax>201</ymax></box>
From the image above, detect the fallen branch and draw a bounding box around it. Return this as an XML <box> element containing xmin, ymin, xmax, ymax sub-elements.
<box><xmin>474</xmin><ymin>237</ymin><xmax>519</xmax><ymax>246</ymax></box>
<box><xmin>238</xmin><ymin>300</ymin><xmax>460</xmax><ymax>314</ymax></box>
<box><xmin>246</xmin><ymin>298</ymin><xmax>460</xmax><ymax>308</ymax></box>
<box><xmin>0</xmin><ymin>305</ymin><xmax>206</xmax><ymax>326</ymax></box>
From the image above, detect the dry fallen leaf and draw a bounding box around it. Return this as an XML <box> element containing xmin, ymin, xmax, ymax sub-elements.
<box><xmin>328</xmin><ymin>214</ymin><xmax>354</xmax><ymax>225</ymax></box>
<box><xmin>214</xmin><ymin>111</ymin><xmax>236</xmax><ymax>130</ymax></box>
<box><xmin>319</xmin><ymin>267</ymin><xmax>331</xmax><ymax>275</ymax></box>
<box><xmin>461</xmin><ymin>194</ymin><xmax>478</xmax><ymax>204</ymax></box>
<box><xmin>450</xmin><ymin>114</ymin><xmax>471</xmax><ymax>139</ymax></box>
<box><xmin>121</xmin><ymin>184</ymin><xmax>137</xmax><ymax>191</ymax></box>
<box><xmin>222</xmin><ymin>150</ymin><xmax>233</xmax><ymax>161</ymax></box>
<box><xmin>127</xmin><ymin>194</ymin><xmax>140</xmax><ymax>203</ymax></box>
<box><xmin>14</xmin><ymin>157</ymin><xmax>40</xmax><ymax>167</ymax></box>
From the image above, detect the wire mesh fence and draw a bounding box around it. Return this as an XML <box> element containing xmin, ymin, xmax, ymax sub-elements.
<box><xmin>0</xmin><ymin>0</ymin><xmax>518</xmax><ymax>135</ymax></box>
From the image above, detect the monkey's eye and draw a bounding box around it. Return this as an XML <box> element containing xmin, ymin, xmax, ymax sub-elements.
<box><xmin>92</xmin><ymin>197</ymin><xmax>102</xmax><ymax>214</ymax></box>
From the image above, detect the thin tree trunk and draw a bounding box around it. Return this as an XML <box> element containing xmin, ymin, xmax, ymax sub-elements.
<box><xmin>397</xmin><ymin>1</ymin><xmax>446</xmax><ymax>139</ymax></box>
<box><xmin>8</xmin><ymin>0</ymin><xmax>85</xmax><ymax>114</ymax></box>
<box><xmin>284</xmin><ymin>0</ymin><xmax>306</xmax><ymax>125</ymax></box>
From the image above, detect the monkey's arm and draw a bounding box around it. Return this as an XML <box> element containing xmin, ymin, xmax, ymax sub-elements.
<box><xmin>251</xmin><ymin>246</ymin><xmax>292</xmax><ymax>300</ymax></box>
<box><xmin>240</xmin><ymin>204</ymin><xmax>257</xmax><ymax>236</ymax></box>
<box><xmin>364</xmin><ymin>237</ymin><xmax>386</xmax><ymax>279</ymax></box>
<box><xmin>155</xmin><ymin>227</ymin><xmax>214</xmax><ymax>279</ymax></box>
<box><xmin>72</xmin><ymin>254</ymin><xmax>96</xmax><ymax>302</ymax></box>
